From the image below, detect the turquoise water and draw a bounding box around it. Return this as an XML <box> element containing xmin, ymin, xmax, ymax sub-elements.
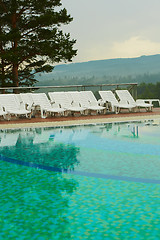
<box><xmin>0</xmin><ymin>121</ymin><xmax>160</xmax><ymax>239</ymax></box>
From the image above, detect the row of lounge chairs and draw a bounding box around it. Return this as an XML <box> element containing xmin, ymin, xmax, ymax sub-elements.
<box><xmin>0</xmin><ymin>90</ymin><xmax>153</xmax><ymax>120</ymax></box>
<box><xmin>99</xmin><ymin>90</ymin><xmax>153</xmax><ymax>114</ymax></box>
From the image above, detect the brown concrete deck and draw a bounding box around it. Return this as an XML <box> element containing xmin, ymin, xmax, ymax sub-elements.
<box><xmin>0</xmin><ymin>108</ymin><xmax>160</xmax><ymax>129</ymax></box>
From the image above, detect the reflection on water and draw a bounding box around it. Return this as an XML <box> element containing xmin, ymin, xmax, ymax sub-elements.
<box><xmin>0</xmin><ymin>120</ymin><xmax>160</xmax><ymax>181</ymax></box>
<box><xmin>0</xmin><ymin>128</ymin><xmax>80</xmax><ymax>171</ymax></box>
<box><xmin>0</xmin><ymin>121</ymin><xmax>160</xmax><ymax>239</ymax></box>
<box><xmin>0</xmin><ymin>128</ymin><xmax>81</xmax><ymax>239</ymax></box>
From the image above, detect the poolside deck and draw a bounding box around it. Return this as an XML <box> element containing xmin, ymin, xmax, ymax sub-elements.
<box><xmin>0</xmin><ymin>107</ymin><xmax>160</xmax><ymax>129</ymax></box>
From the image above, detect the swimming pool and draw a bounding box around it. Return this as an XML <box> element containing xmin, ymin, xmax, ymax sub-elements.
<box><xmin>0</xmin><ymin>120</ymin><xmax>160</xmax><ymax>239</ymax></box>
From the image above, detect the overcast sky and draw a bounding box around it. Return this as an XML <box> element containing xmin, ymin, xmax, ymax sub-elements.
<box><xmin>62</xmin><ymin>0</ymin><xmax>160</xmax><ymax>63</ymax></box>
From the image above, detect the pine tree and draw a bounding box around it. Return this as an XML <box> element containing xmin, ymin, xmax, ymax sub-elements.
<box><xmin>0</xmin><ymin>0</ymin><xmax>77</xmax><ymax>88</ymax></box>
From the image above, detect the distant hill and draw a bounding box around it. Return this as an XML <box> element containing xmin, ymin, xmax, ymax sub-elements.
<box><xmin>35</xmin><ymin>54</ymin><xmax>160</xmax><ymax>86</ymax></box>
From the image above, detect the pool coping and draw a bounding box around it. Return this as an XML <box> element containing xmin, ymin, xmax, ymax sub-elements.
<box><xmin>0</xmin><ymin>113</ymin><xmax>160</xmax><ymax>130</ymax></box>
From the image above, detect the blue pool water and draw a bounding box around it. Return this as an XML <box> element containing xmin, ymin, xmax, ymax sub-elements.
<box><xmin>0</xmin><ymin>120</ymin><xmax>160</xmax><ymax>239</ymax></box>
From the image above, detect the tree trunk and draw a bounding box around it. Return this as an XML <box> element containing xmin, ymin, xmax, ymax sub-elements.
<box><xmin>12</xmin><ymin>13</ymin><xmax>19</xmax><ymax>92</ymax></box>
<box><xmin>1</xmin><ymin>59</ymin><xmax>5</xmax><ymax>93</ymax></box>
<box><xmin>0</xmin><ymin>26</ymin><xmax>5</xmax><ymax>93</ymax></box>
<box><xmin>13</xmin><ymin>63</ymin><xmax>19</xmax><ymax>87</ymax></box>
<box><xmin>12</xmin><ymin>63</ymin><xmax>19</xmax><ymax>93</ymax></box>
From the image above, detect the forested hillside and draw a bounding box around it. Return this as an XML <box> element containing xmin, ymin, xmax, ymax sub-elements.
<box><xmin>35</xmin><ymin>54</ymin><xmax>160</xmax><ymax>86</ymax></box>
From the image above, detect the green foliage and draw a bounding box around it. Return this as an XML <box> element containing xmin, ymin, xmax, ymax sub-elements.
<box><xmin>137</xmin><ymin>82</ymin><xmax>160</xmax><ymax>99</ymax></box>
<box><xmin>0</xmin><ymin>0</ymin><xmax>77</xmax><ymax>87</ymax></box>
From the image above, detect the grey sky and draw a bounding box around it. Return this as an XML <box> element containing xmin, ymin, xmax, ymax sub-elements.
<box><xmin>62</xmin><ymin>0</ymin><xmax>160</xmax><ymax>62</ymax></box>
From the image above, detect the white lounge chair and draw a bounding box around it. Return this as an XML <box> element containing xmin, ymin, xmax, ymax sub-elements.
<box><xmin>48</xmin><ymin>92</ymin><xmax>86</xmax><ymax>115</ymax></box>
<box><xmin>115</xmin><ymin>90</ymin><xmax>153</xmax><ymax>112</ymax></box>
<box><xmin>79</xmin><ymin>91</ymin><xmax>106</xmax><ymax>114</ymax></box>
<box><xmin>17</xmin><ymin>93</ymin><xmax>34</xmax><ymax>111</ymax></box>
<box><xmin>0</xmin><ymin>94</ymin><xmax>31</xmax><ymax>119</ymax></box>
<box><xmin>99</xmin><ymin>90</ymin><xmax>136</xmax><ymax>114</ymax></box>
<box><xmin>31</xmin><ymin>93</ymin><xmax>65</xmax><ymax>118</ymax></box>
<box><xmin>65</xmin><ymin>91</ymin><xmax>88</xmax><ymax>115</ymax></box>
<box><xmin>15</xmin><ymin>93</ymin><xmax>36</xmax><ymax>117</ymax></box>
<box><xmin>0</xmin><ymin>104</ymin><xmax>10</xmax><ymax>120</ymax></box>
